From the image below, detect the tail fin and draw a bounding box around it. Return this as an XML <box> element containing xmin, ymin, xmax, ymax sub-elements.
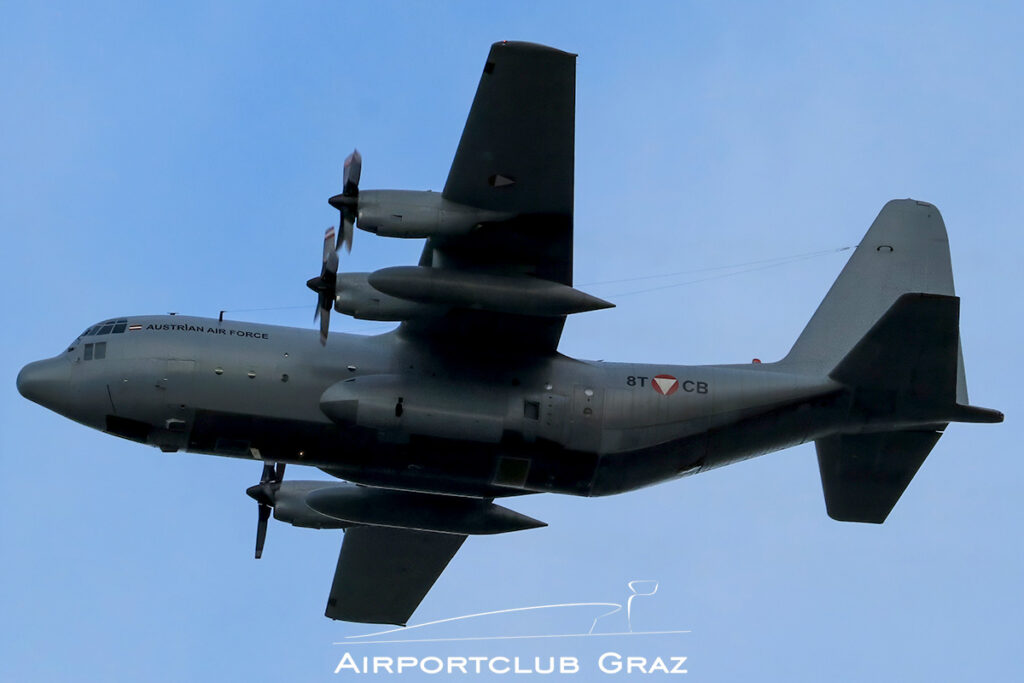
<box><xmin>784</xmin><ymin>200</ymin><xmax>1003</xmax><ymax>523</ymax></box>
<box><xmin>782</xmin><ymin>199</ymin><xmax>963</xmax><ymax>396</ymax></box>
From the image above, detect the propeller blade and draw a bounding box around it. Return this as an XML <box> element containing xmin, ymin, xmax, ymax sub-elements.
<box><xmin>336</xmin><ymin>151</ymin><xmax>360</xmax><ymax>251</ymax></box>
<box><xmin>343</xmin><ymin>149</ymin><xmax>362</xmax><ymax>196</ymax></box>
<box><xmin>319</xmin><ymin>305</ymin><xmax>331</xmax><ymax>346</ymax></box>
<box><xmin>311</xmin><ymin>227</ymin><xmax>339</xmax><ymax>342</ymax></box>
<box><xmin>255</xmin><ymin>504</ymin><xmax>270</xmax><ymax>559</ymax></box>
<box><xmin>322</xmin><ymin>226</ymin><xmax>339</xmax><ymax>274</ymax></box>
<box><xmin>340</xmin><ymin>211</ymin><xmax>354</xmax><ymax>253</ymax></box>
<box><xmin>250</xmin><ymin>461</ymin><xmax>284</xmax><ymax>559</ymax></box>
<box><xmin>323</xmin><ymin>226</ymin><xmax>336</xmax><ymax>263</ymax></box>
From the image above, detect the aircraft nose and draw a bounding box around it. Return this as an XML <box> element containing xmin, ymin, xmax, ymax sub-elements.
<box><xmin>17</xmin><ymin>357</ymin><xmax>72</xmax><ymax>408</ymax></box>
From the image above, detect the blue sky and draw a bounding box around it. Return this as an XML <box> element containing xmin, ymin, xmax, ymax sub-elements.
<box><xmin>2</xmin><ymin>2</ymin><xmax>1020</xmax><ymax>681</ymax></box>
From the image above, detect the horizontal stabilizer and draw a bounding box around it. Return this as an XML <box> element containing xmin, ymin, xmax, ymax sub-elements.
<box><xmin>830</xmin><ymin>293</ymin><xmax>1003</xmax><ymax>426</ymax></box>
<box><xmin>816</xmin><ymin>430</ymin><xmax>942</xmax><ymax>523</ymax></box>
<box><xmin>326</xmin><ymin>526</ymin><xmax>466</xmax><ymax>625</ymax></box>
<box><xmin>830</xmin><ymin>292</ymin><xmax>959</xmax><ymax>404</ymax></box>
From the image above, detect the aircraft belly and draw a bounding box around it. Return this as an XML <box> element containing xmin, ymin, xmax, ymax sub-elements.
<box><xmin>185</xmin><ymin>407</ymin><xmax>600</xmax><ymax>497</ymax></box>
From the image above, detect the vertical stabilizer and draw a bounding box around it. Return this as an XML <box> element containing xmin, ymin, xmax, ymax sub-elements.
<box><xmin>782</xmin><ymin>199</ymin><xmax>960</xmax><ymax>378</ymax></box>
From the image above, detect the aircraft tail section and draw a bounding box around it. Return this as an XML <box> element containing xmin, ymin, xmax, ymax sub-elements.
<box><xmin>781</xmin><ymin>200</ymin><xmax>1003</xmax><ymax>522</ymax></box>
<box><xmin>782</xmin><ymin>199</ymin><xmax>961</xmax><ymax>387</ymax></box>
<box><xmin>827</xmin><ymin>290</ymin><xmax>1002</xmax><ymax>426</ymax></box>
<box><xmin>814</xmin><ymin>292</ymin><xmax>1001</xmax><ymax>522</ymax></box>
<box><xmin>833</xmin><ymin>293</ymin><xmax>951</xmax><ymax>417</ymax></box>
<box><xmin>831</xmin><ymin>292</ymin><xmax>959</xmax><ymax>399</ymax></box>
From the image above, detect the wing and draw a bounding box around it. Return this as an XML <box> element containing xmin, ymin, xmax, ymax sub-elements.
<box><xmin>325</xmin><ymin>526</ymin><xmax>467</xmax><ymax>625</ymax></box>
<box><xmin>404</xmin><ymin>41</ymin><xmax>582</xmax><ymax>352</ymax></box>
<box><xmin>442</xmin><ymin>41</ymin><xmax>575</xmax><ymax>225</ymax></box>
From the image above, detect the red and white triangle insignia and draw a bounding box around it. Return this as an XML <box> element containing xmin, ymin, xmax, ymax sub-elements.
<box><xmin>652</xmin><ymin>374</ymin><xmax>679</xmax><ymax>396</ymax></box>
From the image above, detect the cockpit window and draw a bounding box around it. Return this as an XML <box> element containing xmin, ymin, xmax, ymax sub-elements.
<box><xmin>81</xmin><ymin>319</ymin><xmax>130</xmax><ymax>338</ymax></box>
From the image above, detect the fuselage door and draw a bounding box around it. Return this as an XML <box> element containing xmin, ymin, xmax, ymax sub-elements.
<box><xmin>534</xmin><ymin>391</ymin><xmax>569</xmax><ymax>445</ymax></box>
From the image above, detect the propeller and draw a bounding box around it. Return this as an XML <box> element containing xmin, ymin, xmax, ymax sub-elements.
<box><xmin>245</xmin><ymin>462</ymin><xmax>286</xmax><ymax>559</ymax></box>
<box><xmin>306</xmin><ymin>228</ymin><xmax>339</xmax><ymax>345</ymax></box>
<box><xmin>307</xmin><ymin>150</ymin><xmax>361</xmax><ymax>346</ymax></box>
<box><xmin>329</xmin><ymin>149</ymin><xmax>362</xmax><ymax>253</ymax></box>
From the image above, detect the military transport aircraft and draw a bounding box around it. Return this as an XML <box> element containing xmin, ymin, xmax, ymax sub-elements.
<box><xmin>17</xmin><ymin>41</ymin><xmax>1002</xmax><ymax>626</ymax></box>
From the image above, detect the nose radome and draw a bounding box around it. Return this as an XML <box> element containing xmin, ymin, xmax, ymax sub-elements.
<box><xmin>17</xmin><ymin>358</ymin><xmax>71</xmax><ymax>408</ymax></box>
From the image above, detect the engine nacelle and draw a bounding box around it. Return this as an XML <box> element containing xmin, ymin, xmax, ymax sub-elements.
<box><xmin>334</xmin><ymin>272</ymin><xmax>442</xmax><ymax>321</ymax></box>
<box><xmin>356</xmin><ymin>190</ymin><xmax>513</xmax><ymax>238</ymax></box>
<box><xmin>273</xmin><ymin>481</ymin><xmax>545</xmax><ymax>535</ymax></box>
<box><xmin>320</xmin><ymin>374</ymin><xmax>509</xmax><ymax>443</ymax></box>
<box><xmin>271</xmin><ymin>480</ymin><xmax>351</xmax><ymax>529</ymax></box>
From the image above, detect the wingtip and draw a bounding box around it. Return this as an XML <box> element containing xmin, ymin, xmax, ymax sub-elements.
<box><xmin>490</xmin><ymin>40</ymin><xmax>577</xmax><ymax>58</ymax></box>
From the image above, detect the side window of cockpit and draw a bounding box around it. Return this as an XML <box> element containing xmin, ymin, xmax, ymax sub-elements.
<box><xmin>83</xmin><ymin>342</ymin><xmax>107</xmax><ymax>361</ymax></box>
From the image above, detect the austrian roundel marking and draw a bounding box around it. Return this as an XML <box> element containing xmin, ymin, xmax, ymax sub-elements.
<box><xmin>652</xmin><ymin>374</ymin><xmax>679</xmax><ymax>396</ymax></box>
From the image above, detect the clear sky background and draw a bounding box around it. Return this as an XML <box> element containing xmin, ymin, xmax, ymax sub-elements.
<box><xmin>2</xmin><ymin>2</ymin><xmax>1021</xmax><ymax>681</ymax></box>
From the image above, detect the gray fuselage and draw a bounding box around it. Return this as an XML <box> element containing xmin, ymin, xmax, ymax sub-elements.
<box><xmin>21</xmin><ymin>314</ymin><xmax>847</xmax><ymax>498</ymax></box>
